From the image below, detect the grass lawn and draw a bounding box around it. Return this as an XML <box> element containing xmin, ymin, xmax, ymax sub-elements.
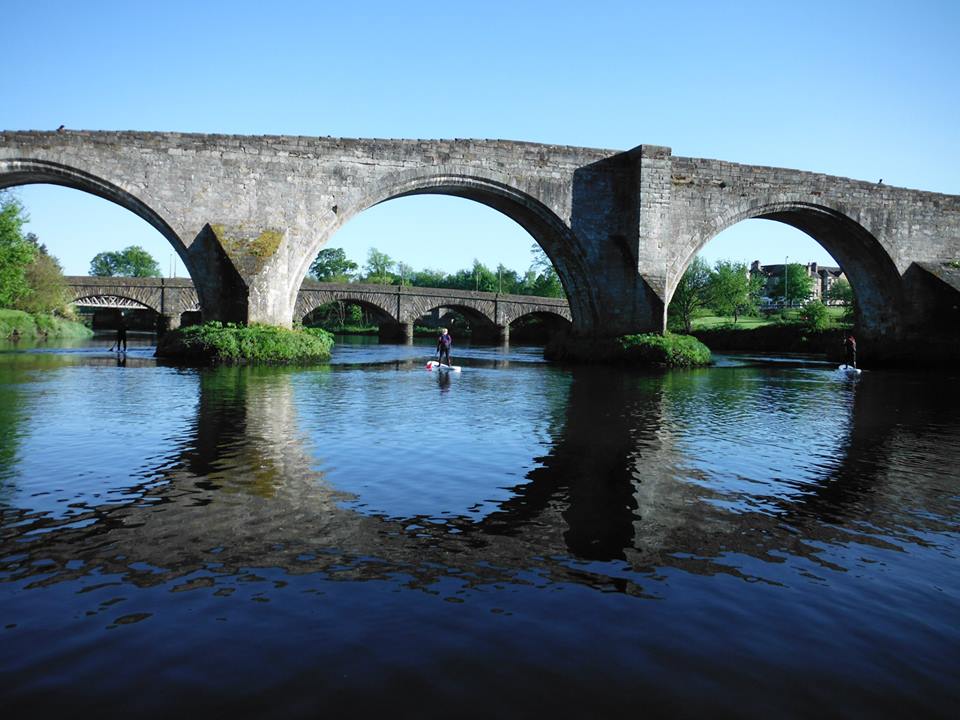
<box><xmin>687</xmin><ymin>306</ymin><xmax>849</xmax><ymax>330</ymax></box>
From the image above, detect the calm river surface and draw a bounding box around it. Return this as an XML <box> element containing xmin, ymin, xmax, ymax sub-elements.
<box><xmin>1</xmin><ymin>335</ymin><xmax>958</xmax><ymax>718</ymax></box>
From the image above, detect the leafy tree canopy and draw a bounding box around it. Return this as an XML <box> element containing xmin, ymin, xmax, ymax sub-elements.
<box><xmin>17</xmin><ymin>250</ymin><xmax>69</xmax><ymax>314</ymax></box>
<box><xmin>768</xmin><ymin>263</ymin><xmax>814</xmax><ymax>305</ymax></box>
<box><xmin>364</xmin><ymin>247</ymin><xmax>395</xmax><ymax>284</ymax></box>
<box><xmin>708</xmin><ymin>259</ymin><xmax>764</xmax><ymax>322</ymax></box>
<box><xmin>89</xmin><ymin>245</ymin><xmax>162</xmax><ymax>277</ymax></box>
<box><xmin>309</xmin><ymin>247</ymin><xmax>358</xmax><ymax>282</ymax></box>
<box><xmin>309</xmin><ymin>242</ymin><xmax>567</xmax><ymax>299</ymax></box>
<box><xmin>669</xmin><ymin>255</ymin><xmax>711</xmax><ymax>333</ymax></box>
<box><xmin>827</xmin><ymin>277</ymin><xmax>854</xmax><ymax>305</ymax></box>
<box><xmin>0</xmin><ymin>192</ymin><xmax>38</xmax><ymax>308</ymax></box>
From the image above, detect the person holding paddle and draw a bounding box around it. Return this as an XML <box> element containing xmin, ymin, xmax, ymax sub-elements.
<box><xmin>843</xmin><ymin>333</ymin><xmax>857</xmax><ymax>368</ymax></box>
<box><xmin>436</xmin><ymin>327</ymin><xmax>453</xmax><ymax>366</ymax></box>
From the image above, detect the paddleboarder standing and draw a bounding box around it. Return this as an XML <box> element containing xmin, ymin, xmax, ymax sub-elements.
<box><xmin>843</xmin><ymin>333</ymin><xmax>856</xmax><ymax>368</ymax></box>
<box><xmin>436</xmin><ymin>327</ymin><xmax>452</xmax><ymax>366</ymax></box>
<box><xmin>116</xmin><ymin>313</ymin><xmax>128</xmax><ymax>353</ymax></box>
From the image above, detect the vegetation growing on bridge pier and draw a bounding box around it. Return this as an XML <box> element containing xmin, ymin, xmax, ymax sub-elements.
<box><xmin>155</xmin><ymin>321</ymin><xmax>334</xmax><ymax>365</ymax></box>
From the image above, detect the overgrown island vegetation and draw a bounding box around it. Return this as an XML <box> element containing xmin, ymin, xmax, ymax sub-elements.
<box><xmin>0</xmin><ymin>192</ymin><xmax>92</xmax><ymax>341</ymax></box>
<box><xmin>156</xmin><ymin>322</ymin><xmax>335</xmax><ymax>365</ymax></box>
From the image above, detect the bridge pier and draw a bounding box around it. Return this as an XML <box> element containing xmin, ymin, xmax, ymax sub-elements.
<box><xmin>158</xmin><ymin>312</ymin><xmax>181</xmax><ymax>333</ymax></box>
<box><xmin>497</xmin><ymin>323</ymin><xmax>510</xmax><ymax>345</ymax></box>
<box><xmin>377</xmin><ymin>320</ymin><xmax>414</xmax><ymax>343</ymax></box>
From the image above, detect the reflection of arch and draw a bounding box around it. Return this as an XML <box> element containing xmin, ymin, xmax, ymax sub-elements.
<box><xmin>0</xmin><ymin>158</ymin><xmax>191</xmax><ymax>270</ymax></box>
<box><xmin>293</xmin><ymin>167</ymin><xmax>595</xmax><ymax>329</ymax></box>
<box><xmin>674</xmin><ymin>199</ymin><xmax>904</xmax><ymax>337</ymax></box>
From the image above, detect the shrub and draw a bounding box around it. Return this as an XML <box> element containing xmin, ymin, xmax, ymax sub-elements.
<box><xmin>798</xmin><ymin>300</ymin><xmax>830</xmax><ymax>332</ymax></box>
<box><xmin>618</xmin><ymin>332</ymin><xmax>712</xmax><ymax>367</ymax></box>
<box><xmin>156</xmin><ymin>322</ymin><xmax>335</xmax><ymax>365</ymax></box>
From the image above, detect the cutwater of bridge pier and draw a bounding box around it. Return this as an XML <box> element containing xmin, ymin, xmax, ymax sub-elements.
<box><xmin>5</xmin><ymin>130</ymin><xmax>960</xmax><ymax>363</ymax></box>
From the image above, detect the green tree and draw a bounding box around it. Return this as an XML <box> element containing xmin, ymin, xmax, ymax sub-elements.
<box><xmin>309</xmin><ymin>247</ymin><xmax>358</xmax><ymax>282</ymax></box>
<box><xmin>769</xmin><ymin>263</ymin><xmax>814</xmax><ymax>306</ymax></box>
<box><xmin>798</xmin><ymin>299</ymin><xmax>830</xmax><ymax>331</ymax></box>
<box><xmin>89</xmin><ymin>245</ymin><xmax>162</xmax><ymax>277</ymax></box>
<box><xmin>708</xmin><ymin>259</ymin><xmax>763</xmax><ymax>322</ymax></box>
<box><xmin>470</xmin><ymin>260</ymin><xmax>498</xmax><ymax>292</ymax></box>
<box><xmin>827</xmin><ymin>277</ymin><xmax>853</xmax><ymax>305</ymax></box>
<box><xmin>669</xmin><ymin>255</ymin><xmax>711</xmax><ymax>333</ymax></box>
<box><xmin>410</xmin><ymin>268</ymin><xmax>448</xmax><ymax>288</ymax></box>
<box><xmin>396</xmin><ymin>262</ymin><xmax>415</xmax><ymax>286</ymax></box>
<box><xmin>446</xmin><ymin>266</ymin><xmax>476</xmax><ymax>290</ymax></box>
<box><xmin>527</xmin><ymin>243</ymin><xmax>564</xmax><ymax>298</ymax></box>
<box><xmin>17</xmin><ymin>243</ymin><xmax>69</xmax><ymax>314</ymax></box>
<box><xmin>0</xmin><ymin>192</ymin><xmax>38</xmax><ymax>308</ymax></box>
<box><xmin>495</xmin><ymin>264</ymin><xmax>520</xmax><ymax>294</ymax></box>
<box><xmin>364</xmin><ymin>247</ymin><xmax>394</xmax><ymax>284</ymax></box>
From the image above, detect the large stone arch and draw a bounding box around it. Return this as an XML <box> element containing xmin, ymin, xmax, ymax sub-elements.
<box><xmin>670</xmin><ymin>198</ymin><xmax>905</xmax><ymax>339</ymax></box>
<box><xmin>0</xmin><ymin>158</ymin><xmax>190</xmax><ymax>264</ymax></box>
<box><xmin>290</xmin><ymin>165</ymin><xmax>596</xmax><ymax>332</ymax></box>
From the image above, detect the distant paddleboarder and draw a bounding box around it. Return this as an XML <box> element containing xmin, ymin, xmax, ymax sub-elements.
<box><xmin>843</xmin><ymin>333</ymin><xmax>857</xmax><ymax>369</ymax></box>
<box><xmin>116</xmin><ymin>313</ymin><xmax>128</xmax><ymax>353</ymax></box>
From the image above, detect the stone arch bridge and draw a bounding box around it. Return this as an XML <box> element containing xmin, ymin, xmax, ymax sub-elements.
<box><xmin>5</xmin><ymin>130</ymin><xmax>960</xmax><ymax>363</ymax></box>
<box><xmin>65</xmin><ymin>276</ymin><xmax>571</xmax><ymax>340</ymax></box>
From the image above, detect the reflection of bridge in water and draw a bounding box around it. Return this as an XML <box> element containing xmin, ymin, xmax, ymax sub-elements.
<box><xmin>4</xmin><ymin>362</ymin><xmax>955</xmax><ymax>596</ymax></box>
<box><xmin>65</xmin><ymin>276</ymin><xmax>571</xmax><ymax>340</ymax></box>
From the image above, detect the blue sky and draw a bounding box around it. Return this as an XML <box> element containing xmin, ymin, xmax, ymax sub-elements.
<box><xmin>4</xmin><ymin>0</ymin><xmax>958</xmax><ymax>277</ymax></box>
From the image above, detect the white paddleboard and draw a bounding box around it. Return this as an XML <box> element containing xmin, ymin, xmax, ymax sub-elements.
<box><xmin>426</xmin><ymin>360</ymin><xmax>462</xmax><ymax>373</ymax></box>
<box><xmin>838</xmin><ymin>364</ymin><xmax>862</xmax><ymax>374</ymax></box>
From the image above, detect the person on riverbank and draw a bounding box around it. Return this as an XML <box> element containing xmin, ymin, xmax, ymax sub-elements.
<box><xmin>843</xmin><ymin>333</ymin><xmax>856</xmax><ymax>368</ymax></box>
<box><xmin>436</xmin><ymin>327</ymin><xmax>452</xmax><ymax>366</ymax></box>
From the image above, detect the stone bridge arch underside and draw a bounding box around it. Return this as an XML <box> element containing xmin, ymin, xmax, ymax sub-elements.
<box><xmin>300</xmin><ymin>167</ymin><xmax>604</xmax><ymax>333</ymax></box>
<box><xmin>3</xmin><ymin>132</ymin><xmax>959</xmax><ymax>363</ymax></box>
<box><xmin>661</xmin><ymin>153</ymin><xmax>960</xmax><ymax>361</ymax></box>
<box><xmin>675</xmin><ymin>200</ymin><xmax>905</xmax><ymax>339</ymax></box>
<box><xmin>0</xmin><ymin>157</ymin><xmax>224</xmax><ymax>323</ymax></box>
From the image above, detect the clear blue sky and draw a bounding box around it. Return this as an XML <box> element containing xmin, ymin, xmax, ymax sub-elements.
<box><xmin>4</xmin><ymin>0</ymin><xmax>958</xmax><ymax>277</ymax></box>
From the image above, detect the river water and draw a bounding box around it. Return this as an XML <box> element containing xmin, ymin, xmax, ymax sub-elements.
<box><xmin>0</xmin><ymin>335</ymin><xmax>957</xmax><ymax>718</ymax></box>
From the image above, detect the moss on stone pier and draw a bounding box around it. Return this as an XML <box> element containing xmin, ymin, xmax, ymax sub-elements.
<box><xmin>210</xmin><ymin>224</ymin><xmax>284</xmax><ymax>275</ymax></box>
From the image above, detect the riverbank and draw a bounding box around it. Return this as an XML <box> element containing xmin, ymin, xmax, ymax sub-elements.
<box><xmin>155</xmin><ymin>322</ymin><xmax>335</xmax><ymax>365</ymax></box>
<box><xmin>0</xmin><ymin>308</ymin><xmax>94</xmax><ymax>341</ymax></box>
<box><xmin>691</xmin><ymin>324</ymin><xmax>848</xmax><ymax>359</ymax></box>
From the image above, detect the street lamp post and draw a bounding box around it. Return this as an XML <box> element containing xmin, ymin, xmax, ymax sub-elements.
<box><xmin>784</xmin><ymin>255</ymin><xmax>789</xmax><ymax>309</ymax></box>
